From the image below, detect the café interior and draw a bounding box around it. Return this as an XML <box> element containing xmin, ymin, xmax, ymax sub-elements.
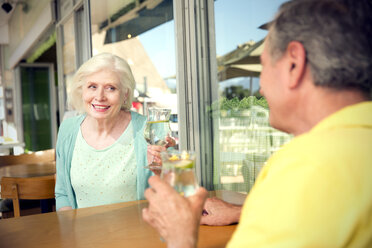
<box><xmin>0</xmin><ymin>0</ymin><xmax>292</xmax><ymax>247</ymax></box>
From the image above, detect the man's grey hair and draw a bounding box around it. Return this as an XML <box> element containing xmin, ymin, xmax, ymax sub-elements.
<box><xmin>268</xmin><ymin>0</ymin><xmax>372</xmax><ymax>94</ymax></box>
<box><xmin>68</xmin><ymin>53</ymin><xmax>136</xmax><ymax>113</ymax></box>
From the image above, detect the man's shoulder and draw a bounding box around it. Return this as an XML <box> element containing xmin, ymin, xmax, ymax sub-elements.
<box><xmin>268</xmin><ymin>121</ymin><xmax>372</xmax><ymax>175</ymax></box>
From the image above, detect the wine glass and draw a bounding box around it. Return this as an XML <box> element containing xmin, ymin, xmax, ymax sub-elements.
<box><xmin>144</xmin><ymin>108</ymin><xmax>172</xmax><ymax>169</ymax></box>
<box><xmin>160</xmin><ymin>150</ymin><xmax>199</xmax><ymax>197</ymax></box>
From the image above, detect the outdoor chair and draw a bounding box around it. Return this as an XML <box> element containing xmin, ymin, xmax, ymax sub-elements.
<box><xmin>0</xmin><ymin>175</ymin><xmax>55</xmax><ymax>218</ymax></box>
<box><xmin>0</xmin><ymin>149</ymin><xmax>56</xmax><ymax>218</ymax></box>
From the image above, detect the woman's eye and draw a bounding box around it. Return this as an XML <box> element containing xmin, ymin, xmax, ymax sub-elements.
<box><xmin>88</xmin><ymin>85</ymin><xmax>96</xmax><ymax>89</ymax></box>
<box><xmin>108</xmin><ymin>86</ymin><xmax>116</xmax><ymax>91</ymax></box>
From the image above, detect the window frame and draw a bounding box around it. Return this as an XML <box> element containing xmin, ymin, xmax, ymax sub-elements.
<box><xmin>174</xmin><ymin>0</ymin><xmax>217</xmax><ymax>189</ymax></box>
<box><xmin>56</xmin><ymin>0</ymin><xmax>91</xmax><ymax>122</ymax></box>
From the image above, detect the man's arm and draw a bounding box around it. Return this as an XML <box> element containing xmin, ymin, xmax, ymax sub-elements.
<box><xmin>201</xmin><ymin>197</ymin><xmax>242</xmax><ymax>226</ymax></box>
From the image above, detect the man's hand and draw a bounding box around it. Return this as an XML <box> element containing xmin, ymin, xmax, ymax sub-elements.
<box><xmin>142</xmin><ymin>176</ymin><xmax>208</xmax><ymax>248</ymax></box>
<box><xmin>200</xmin><ymin>197</ymin><xmax>242</xmax><ymax>226</ymax></box>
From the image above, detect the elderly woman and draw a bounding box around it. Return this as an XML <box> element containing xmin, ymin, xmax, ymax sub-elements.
<box><xmin>55</xmin><ymin>53</ymin><xmax>171</xmax><ymax>211</ymax></box>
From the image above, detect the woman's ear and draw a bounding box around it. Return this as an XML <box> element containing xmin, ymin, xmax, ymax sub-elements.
<box><xmin>123</xmin><ymin>89</ymin><xmax>129</xmax><ymax>105</ymax></box>
<box><xmin>286</xmin><ymin>41</ymin><xmax>307</xmax><ymax>89</ymax></box>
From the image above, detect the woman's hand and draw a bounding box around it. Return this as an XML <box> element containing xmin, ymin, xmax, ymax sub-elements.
<box><xmin>165</xmin><ymin>136</ymin><xmax>177</xmax><ymax>149</ymax></box>
<box><xmin>147</xmin><ymin>136</ymin><xmax>176</xmax><ymax>175</ymax></box>
<box><xmin>58</xmin><ymin>206</ymin><xmax>73</xmax><ymax>211</ymax></box>
<box><xmin>147</xmin><ymin>145</ymin><xmax>166</xmax><ymax>175</ymax></box>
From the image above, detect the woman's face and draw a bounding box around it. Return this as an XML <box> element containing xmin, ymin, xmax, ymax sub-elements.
<box><xmin>82</xmin><ymin>69</ymin><xmax>124</xmax><ymax>121</ymax></box>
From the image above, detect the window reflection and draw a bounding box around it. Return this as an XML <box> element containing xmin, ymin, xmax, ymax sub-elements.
<box><xmin>62</xmin><ymin>16</ymin><xmax>76</xmax><ymax>111</ymax></box>
<box><xmin>212</xmin><ymin>0</ymin><xmax>291</xmax><ymax>193</ymax></box>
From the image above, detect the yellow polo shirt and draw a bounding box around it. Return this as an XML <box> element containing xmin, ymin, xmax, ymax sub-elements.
<box><xmin>228</xmin><ymin>101</ymin><xmax>372</xmax><ymax>247</ymax></box>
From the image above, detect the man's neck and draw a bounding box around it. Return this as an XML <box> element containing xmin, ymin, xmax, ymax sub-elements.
<box><xmin>290</xmin><ymin>87</ymin><xmax>369</xmax><ymax>136</ymax></box>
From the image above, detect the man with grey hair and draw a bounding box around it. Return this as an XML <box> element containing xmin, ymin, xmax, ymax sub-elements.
<box><xmin>142</xmin><ymin>0</ymin><xmax>372</xmax><ymax>247</ymax></box>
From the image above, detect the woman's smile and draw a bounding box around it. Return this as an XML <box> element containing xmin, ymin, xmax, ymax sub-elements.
<box><xmin>82</xmin><ymin>69</ymin><xmax>123</xmax><ymax>121</ymax></box>
<box><xmin>92</xmin><ymin>104</ymin><xmax>111</xmax><ymax>111</ymax></box>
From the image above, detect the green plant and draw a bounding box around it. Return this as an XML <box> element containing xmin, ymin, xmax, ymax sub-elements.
<box><xmin>209</xmin><ymin>96</ymin><xmax>269</xmax><ymax>116</ymax></box>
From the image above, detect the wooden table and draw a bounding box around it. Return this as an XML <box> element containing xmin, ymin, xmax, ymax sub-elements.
<box><xmin>0</xmin><ymin>162</ymin><xmax>56</xmax><ymax>179</ymax></box>
<box><xmin>0</xmin><ymin>190</ymin><xmax>246</xmax><ymax>248</ymax></box>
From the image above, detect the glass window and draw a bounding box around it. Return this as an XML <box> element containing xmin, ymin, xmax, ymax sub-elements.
<box><xmin>61</xmin><ymin>16</ymin><xmax>76</xmax><ymax>112</ymax></box>
<box><xmin>57</xmin><ymin>3</ymin><xmax>91</xmax><ymax>121</ymax></box>
<box><xmin>211</xmin><ymin>0</ymin><xmax>292</xmax><ymax>193</ymax></box>
<box><xmin>90</xmin><ymin>0</ymin><xmax>178</xmax><ymax>138</ymax></box>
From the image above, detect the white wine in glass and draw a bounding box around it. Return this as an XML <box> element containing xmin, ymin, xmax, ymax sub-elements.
<box><xmin>144</xmin><ymin>108</ymin><xmax>172</xmax><ymax>169</ymax></box>
<box><xmin>143</xmin><ymin>120</ymin><xmax>170</xmax><ymax>146</ymax></box>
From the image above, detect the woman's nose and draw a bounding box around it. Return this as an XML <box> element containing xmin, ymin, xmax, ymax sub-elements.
<box><xmin>95</xmin><ymin>87</ymin><xmax>106</xmax><ymax>101</ymax></box>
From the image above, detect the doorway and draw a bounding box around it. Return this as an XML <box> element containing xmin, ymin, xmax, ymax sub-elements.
<box><xmin>14</xmin><ymin>64</ymin><xmax>57</xmax><ymax>152</ymax></box>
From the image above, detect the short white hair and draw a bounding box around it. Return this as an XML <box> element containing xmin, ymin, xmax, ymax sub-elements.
<box><xmin>68</xmin><ymin>53</ymin><xmax>136</xmax><ymax>113</ymax></box>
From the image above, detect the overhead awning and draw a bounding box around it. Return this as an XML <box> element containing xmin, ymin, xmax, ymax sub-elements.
<box><xmin>100</xmin><ymin>0</ymin><xmax>173</xmax><ymax>44</ymax></box>
<box><xmin>217</xmin><ymin>39</ymin><xmax>264</xmax><ymax>81</ymax></box>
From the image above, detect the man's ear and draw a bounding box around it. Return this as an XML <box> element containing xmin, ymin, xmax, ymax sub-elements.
<box><xmin>286</xmin><ymin>41</ymin><xmax>307</xmax><ymax>89</ymax></box>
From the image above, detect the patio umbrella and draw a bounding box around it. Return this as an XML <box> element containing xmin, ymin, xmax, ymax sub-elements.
<box><xmin>217</xmin><ymin>39</ymin><xmax>264</xmax><ymax>81</ymax></box>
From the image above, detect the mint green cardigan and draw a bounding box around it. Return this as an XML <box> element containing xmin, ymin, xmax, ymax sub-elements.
<box><xmin>55</xmin><ymin>112</ymin><xmax>152</xmax><ymax>210</ymax></box>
